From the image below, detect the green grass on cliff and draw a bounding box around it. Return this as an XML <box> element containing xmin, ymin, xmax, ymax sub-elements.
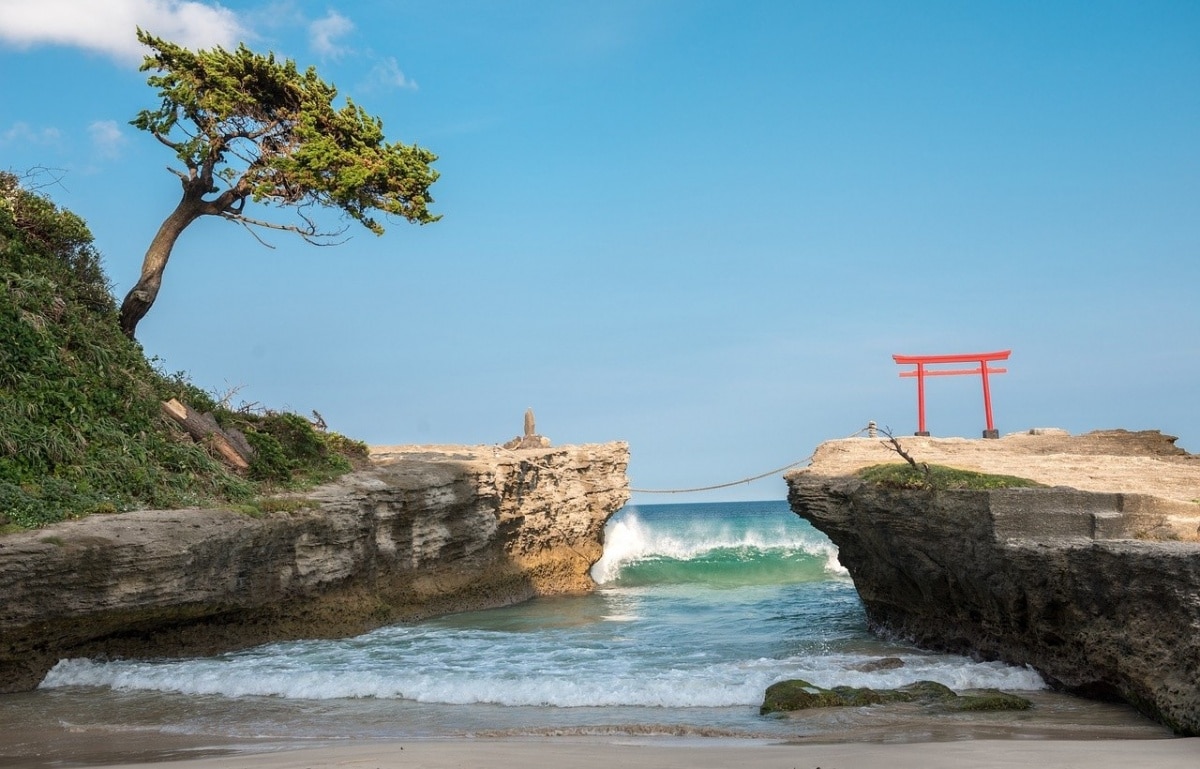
<box><xmin>858</xmin><ymin>463</ymin><xmax>1045</xmax><ymax>490</ymax></box>
<box><xmin>0</xmin><ymin>171</ymin><xmax>365</xmax><ymax>531</ymax></box>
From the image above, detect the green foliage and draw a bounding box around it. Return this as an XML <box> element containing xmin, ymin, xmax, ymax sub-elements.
<box><xmin>1</xmin><ymin>171</ymin><xmax>253</xmax><ymax>527</ymax></box>
<box><xmin>255</xmin><ymin>496</ymin><xmax>316</xmax><ymax>514</ymax></box>
<box><xmin>0</xmin><ymin>173</ymin><xmax>360</xmax><ymax>530</ymax></box>
<box><xmin>228</xmin><ymin>411</ymin><xmax>357</xmax><ymax>485</ymax></box>
<box><xmin>132</xmin><ymin>29</ymin><xmax>439</xmax><ymax>235</ymax></box>
<box><xmin>242</xmin><ymin>427</ymin><xmax>293</xmax><ymax>483</ymax></box>
<box><xmin>231</xmin><ymin>495</ymin><xmax>318</xmax><ymax>518</ymax></box>
<box><xmin>320</xmin><ymin>431</ymin><xmax>369</xmax><ymax>463</ymax></box>
<box><xmin>0</xmin><ymin>174</ymin><xmax>114</xmax><ymax>313</ymax></box>
<box><xmin>858</xmin><ymin>463</ymin><xmax>1044</xmax><ymax>490</ymax></box>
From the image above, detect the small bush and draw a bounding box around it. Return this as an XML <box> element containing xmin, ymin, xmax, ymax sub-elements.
<box><xmin>232</xmin><ymin>411</ymin><xmax>357</xmax><ymax>486</ymax></box>
<box><xmin>243</xmin><ymin>428</ymin><xmax>294</xmax><ymax>483</ymax></box>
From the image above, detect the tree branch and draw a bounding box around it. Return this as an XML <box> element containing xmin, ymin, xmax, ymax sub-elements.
<box><xmin>16</xmin><ymin>166</ymin><xmax>70</xmax><ymax>193</ymax></box>
<box><xmin>232</xmin><ymin>217</ymin><xmax>279</xmax><ymax>249</ymax></box>
<box><xmin>879</xmin><ymin>426</ymin><xmax>934</xmax><ymax>489</ymax></box>
<box><xmin>219</xmin><ymin>209</ymin><xmax>350</xmax><ymax>245</ymax></box>
<box><xmin>151</xmin><ymin>131</ymin><xmax>181</xmax><ymax>152</ymax></box>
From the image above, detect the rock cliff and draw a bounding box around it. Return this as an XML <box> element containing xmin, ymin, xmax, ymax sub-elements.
<box><xmin>0</xmin><ymin>442</ymin><xmax>629</xmax><ymax>693</ymax></box>
<box><xmin>786</xmin><ymin>430</ymin><xmax>1200</xmax><ymax>735</ymax></box>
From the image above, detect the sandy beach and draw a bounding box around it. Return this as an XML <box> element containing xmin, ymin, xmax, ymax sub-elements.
<box><xmin>55</xmin><ymin>736</ymin><xmax>1196</xmax><ymax>769</ymax></box>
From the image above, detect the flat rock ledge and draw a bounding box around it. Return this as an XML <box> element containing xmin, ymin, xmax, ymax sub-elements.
<box><xmin>0</xmin><ymin>442</ymin><xmax>629</xmax><ymax>693</ymax></box>
<box><xmin>785</xmin><ymin>429</ymin><xmax>1200</xmax><ymax>735</ymax></box>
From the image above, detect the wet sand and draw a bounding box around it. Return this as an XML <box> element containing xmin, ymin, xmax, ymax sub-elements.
<box><xmin>2</xmin><ymin>699</ymin><xmax>1195</xmax><ymax>769</ymax></box>
<box><xmin>6</xmin><ymin>735</ymin><xmax>1197</xmax><ymax>769</ymax></box>
<box><xmin>1</xmin><ymin>685</ymin><xmax>1190</xmax><ymax>769</ymax></box>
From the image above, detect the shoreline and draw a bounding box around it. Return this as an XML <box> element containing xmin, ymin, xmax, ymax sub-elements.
<box><xmin>6</xmin><ymin>734</ymin><xmax>1198</xmax><ymax>769</ymax></box>
<box><xmin>1</xmin><ymin>686</ymin><xmax>1186</xmax><ymax>769</ymax></box>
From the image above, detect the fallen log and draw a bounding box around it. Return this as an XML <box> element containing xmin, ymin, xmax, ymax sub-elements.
<box><xmin>161</xmin><ymin>398</ymin><xmax>252</xmax><ymax>471</ymax></box>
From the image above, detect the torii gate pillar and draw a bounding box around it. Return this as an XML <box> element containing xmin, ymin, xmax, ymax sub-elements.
<box><xmin>892</xmin><ymin>350</ymin><xmax>1011</xmax><ymax>439</ymax></box>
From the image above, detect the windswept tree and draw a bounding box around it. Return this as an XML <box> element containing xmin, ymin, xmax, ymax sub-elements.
<box><xmin>119</xmin><ymin>29</ymin><xmax>439</xmax><ymax>338</ymax></box>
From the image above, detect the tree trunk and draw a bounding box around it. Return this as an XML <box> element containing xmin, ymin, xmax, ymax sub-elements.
<box><xmin>118</xmin><ymin>193</ymin><xmax>206</xmax><ymax>339</ymax></box>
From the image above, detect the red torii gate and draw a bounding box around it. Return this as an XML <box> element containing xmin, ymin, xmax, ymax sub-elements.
<box><xmin>892</xmin><ymin>350</ymin><xmax>1010</xmax><ymax>439</ymax></box>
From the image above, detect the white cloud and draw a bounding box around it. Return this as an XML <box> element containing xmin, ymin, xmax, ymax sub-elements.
<box><xmin>89</xmin><ymin>120</ymin><xmax>127</xmax><ymax>159</ymax></box>
<box><xmin>308</xmin><ymin>10</ymin><xmax>353</xmax><ymax>59</ymax></box>
<box><xmin>0</xmin><ymin>0</ymin><xmax>246</xmax><ymax>65</ymax></box>
<box><xmin>0</xmin><ymin>122</ymin><xmax>62</xmax><ymax>146</ymax></box>
<box><xmin>367</xmin><ymin>56</ymin><xmax>418</xmax><ymax>91</ymax></box>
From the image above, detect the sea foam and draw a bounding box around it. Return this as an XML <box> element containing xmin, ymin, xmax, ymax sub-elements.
<box><xmin>41</xmin><ymin>648</ymin><xmax>1045</xmax><ymax>706</ymax></box>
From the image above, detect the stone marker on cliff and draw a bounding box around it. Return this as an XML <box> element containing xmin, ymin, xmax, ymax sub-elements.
<box><xmin>503</xmin><ymin>408</ymin><xmax>552</xmax><ymax>450</ymax></box>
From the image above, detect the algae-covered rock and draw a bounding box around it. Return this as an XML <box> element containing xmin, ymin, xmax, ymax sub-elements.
<box><xmin>896</xmin><ymin>680</ymin><xmax>957</xmax><ymax>701</ymax></box>
<box><xmin>829</xmin><ymin>685</ymin><xmax>889</xmax><ymax>706</ymax></box>
<box><xmin>760</xmin><ymin>678</ymin><xmax>1032</xmax><ymax>717</ymax></box>
<box><xmin>944</xmin><ymin>689</ymin><xmax>1033</xmax><ymax>712</ymax></box>
<box><xmin>761</xmin><ymin>681</ymin><xmax>914</xmax><ymax>713</ymax></box>
<box><xmin>760</xmin><ymin>680</ymin><xmax>845</xmax><ymax>714</ymax></box>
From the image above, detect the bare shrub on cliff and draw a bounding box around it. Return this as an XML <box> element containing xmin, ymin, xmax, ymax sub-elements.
<box><xmin>879</xmin><ymin>426</ymin><xmax>934</xmax><ymax>489</ymax></box>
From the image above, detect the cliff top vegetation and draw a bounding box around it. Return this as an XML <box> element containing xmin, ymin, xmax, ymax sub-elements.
<box><xmin>0</xmin><ymin>170</ymin><xmax>365</xmax><ymax>532</ymax></box>
<box><xmin>858</xmin><ymin>463</ymin><xmax>1044</xmax><ymax>490</ymax></box>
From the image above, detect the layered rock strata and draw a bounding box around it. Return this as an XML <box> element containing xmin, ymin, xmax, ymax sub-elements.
<box><xmin>786</xmin><ymin>430</ymin><xmax>1200</xmax><ymax>735</ymax></box>
<box><xmin>0</xmin><ymin>442</ymin><xmax>629</xmax><ymax>693</ymax></box>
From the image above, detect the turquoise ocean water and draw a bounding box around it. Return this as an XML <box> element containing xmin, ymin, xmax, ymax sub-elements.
<box><xmin>3</xmin><ymin>500</ymin><xmax>1171</xmax><ymax>756</ymax></box>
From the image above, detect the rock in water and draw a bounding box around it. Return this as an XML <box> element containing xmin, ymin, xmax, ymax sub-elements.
<box><xmin>760</xmin><ymin>678</ymin><xmax>1031</xmax><ymax>715</ymax></box>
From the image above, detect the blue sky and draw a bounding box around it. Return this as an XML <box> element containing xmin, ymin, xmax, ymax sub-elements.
<box><xmin>1</xmin><ymin>1</ymin><xmax>1197</xmax><ymax>502</ymax></box>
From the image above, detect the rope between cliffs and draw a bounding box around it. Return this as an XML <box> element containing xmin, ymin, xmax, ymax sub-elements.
<box><xmin>629</xmin><ymin>424</ymin><xmax>875</xmax><ymax>494</ymax></box>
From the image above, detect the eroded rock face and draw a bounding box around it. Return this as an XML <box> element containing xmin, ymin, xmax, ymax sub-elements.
<box><xmin>0</xmin><ymin>442</ymin><xmax>629</xmax><ymax>693</ymax></box>
<box><xmin>786</xmin><ymin>474</ymin><xmax>1200</xmax><ymax>735</ymax></box>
